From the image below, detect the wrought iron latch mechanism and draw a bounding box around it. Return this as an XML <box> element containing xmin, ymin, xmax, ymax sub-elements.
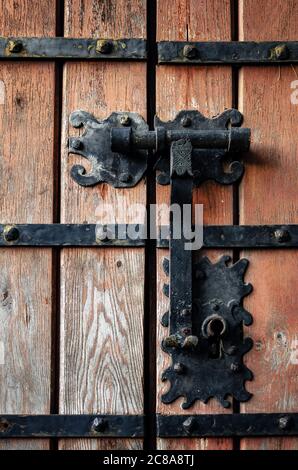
<box><xmin>68</xmin><ymin>108</ymin><xmax>253</xmax><ymax>409</ymax></box>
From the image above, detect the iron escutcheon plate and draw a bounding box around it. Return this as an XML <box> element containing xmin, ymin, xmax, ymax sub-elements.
<box><xmin>68</xmin><ymin>111</ymin><xmax>148</xmax><ymax>187</ymax></box>
<box><xmin>161</xmin><ymin>255</ymin><xmax>253</xmax><ymax>409</ymax></box>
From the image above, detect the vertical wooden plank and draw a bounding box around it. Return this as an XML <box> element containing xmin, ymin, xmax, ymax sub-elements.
<box><xmin>0</xmin><ymin>0</ymin><xmax>56</xmax><ymax>450</ymax></box>
<box><xmin>239</xmin><ymin>0</ymin><xmax>298</xmax><ymax>450</ymax></box>
<box><xmin>59</xmin><ymin>0</ymin><xmax>146</xmax><ymax>450</ymax></box>
<box><xmin>156</xmin><ymin>0</ymin><xmax>233</xmax><ymax>450</ymax></box>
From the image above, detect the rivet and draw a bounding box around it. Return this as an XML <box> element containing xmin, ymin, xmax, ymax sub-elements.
<box><xmin>278</xmin><ymin>415</ymin><xmax>293</xmax><ymax>430</ymax></box>
<box><xmin>91</xmin><ymin>417</ymin><xmax>107</xmax><ymax>433</ymax></box>
<box><xmin>174</xmin><ymin>362</ymin><xmax>185</xmax><ymax>374</ymax></box>
<box><xmin>269</xmin><ymin>44</ymin><xmax>289</xmax><ymax>60</ymax></box>
<box><xmin>96</xmin><ymin>39</ymin><xmax>113</xmax><ymax>54</ymax></box>
<box><xmin>181</xmin><ymin>116</ymin><xmax>192</xmax><ymax>127</ymax></box>
<box><xmin>8</xmin><ymin>40</ymin><xmax>23</xmax><ymax>53</ymax></box>
<box><xmin>183</xmin><ymin>417</ymin><xmax>195</xmax><ymax>435</ymax></box>
<box><xmin>163</xmin><ymin>335</ymin><xmax>179</xmax><ymax>348</ymax></box>
<box><xmin>181</xmin><ymin>327</ymin><xmax>191</xmax><ymax>336</ymax></box>
<box><xmin>182</xmin><ymin>335</ymin><xmax>199</xmax><ymax>350</ymax></box>
<box><xmin>230</xmin><ymin>362</ymin><xmax>242</xmax><ymax>373</ymax></box>
<box><xmin>119</xmin><ymin>172</ymin><xmax>131</xmax><ymax>183</ymax></box>
<box><xmin>274</xmin><ymin>229</ymin><xmax>290</xmax><ymax>243</ymax></box>
<box><xmin>183</xmin><ymin>44</ymin><xmax>198</xmax><ymax>60</ymax></box>
<box><xmin>71</xmin><ymin>138</ymin><xmax>83</xmax><ymax>150</ymax></box>
<box><xmin>120</xmin><ymin>114</ymin><xmax>131</xmax><ymax>126</ymax></box>
<box><xmin>4</xmin><ymin>226</ymin><xmax>19</xmax><ymax>242</ymax></box>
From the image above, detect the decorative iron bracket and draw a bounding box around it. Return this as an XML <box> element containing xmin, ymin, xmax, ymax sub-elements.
<box><xmin>68</xmin><ymin>108</ymin><xmax>252</xmax><ymax>409</ymax></box>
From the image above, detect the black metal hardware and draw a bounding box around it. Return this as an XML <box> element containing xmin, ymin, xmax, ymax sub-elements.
<box><xmin>68</xmin><ymin>111</ymin><xmax>148</xmax><ymax>187</ymax></box>
<box><xmin>157</xmin><ymin>225</ymin><xmax>298</xmax><ymax>248</ymax></box>
<box><xmin>158</xmin><ymin>41</ymin><xmax>298</xmax><ymax>64</ymax></box>
<box><xmin>1</xmin><ymin>224</ymin><xmax>298</xmax><ymax>248</ymax></box>
<box><xmin>0</xmin><ymin>415</ymin><xmax>143</xmax><ymax>438</ymax></box>
<box><xmin>0</xmin><ymin>37</ymin><xmax>146</xmax><ymax>60</ymax></box>
<box><xmin>162</xmin><ymin>255</ymin><xmax>253</xmax><ymax>408</ymax></box>
<box><xmin>157</xmin><ymin>413</ymin><xmax>298</xmax><ymax>437</ymax></box>
<box><xmin>0</xmin><ymin>224</ymin><xmax>146</xmax><ymax>247</ymax></box>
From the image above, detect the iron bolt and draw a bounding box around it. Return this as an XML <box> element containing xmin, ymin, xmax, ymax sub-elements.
<box><xmin>174</xmin><ymin>362</ymin><xmax>185</xmax><ymax>374</ymax></box>
<box><xmin>181</xmin><ymin>327</ymin><xmax>191</xmax><ymax>336</ymax></box>
<box><xmin>183</xmin><ymin>417</ymin><xmax>195</xmax><ymax>435</ymax></box>
<box><xmin>278</xmin><ymin>416</ymin><xmax>293</xmax><ymax>430</ymax></box>
<box><xmin>92</xmin><ymin>417</ymin><xmax>107</xmax><ymax>433</ymax></box>
<box><xmin>4</xmin><ymin>226</ymin><xmax>19</xmax><ymax>242</ymax></box>
<box><xmin>119</xmin><ymin>172</ymin><xmax>131</xmax><ymax>183</ymax></box>
<box><xmin>230</xmin><ymin>362</ymin><xmax>242</xmax><ymax>373</ymax></box>
<box><xmin>164</xmin><ymin>335</ymin><xmax>179</xmax><ymax>348</ymax></box>
<box><xmin>71</xmin><ymin>138</ymin><xmax>82</xmax><ymax>150</ymax></box>
<box><xmin>120</xmin><ymin>114</ymin><xmax>131</xmax><ymax>126</ymax></box>
<box><xmin>96</xmin><ymin>39</ymin><xmax>113</xmax><ymax>54</ymax></box>
<box><xmin>183</xmin><ymin>44</ymin><xmax>198</xmax><ymax>60</ymax></box>
<box><xmin>8</xmin><ymin>40</ymin><xmax>23</xmax><ymax>53</ymax></box>
<box><xmin>270</xmin><ymin>44</ymin><xmax>289</xmax><ymax>60</ymax></box>
<box><xmin>182</xmin><ymin>335</ymin><xmax>199</xmax><ymax>350</ymax></box>
<box><xmin>274</xmin><ymin>229</ymin><xmax>290</xmax><ymax>243</ymax></box>
<box><xmin>181</xmin><ymin>116</ymin><xmax>192</xmax><ymax>127</ymax></box>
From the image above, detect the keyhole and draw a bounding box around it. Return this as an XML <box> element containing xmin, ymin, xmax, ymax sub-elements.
<box><xmin>201</xmin><ymin>314</ymin><xmax>227</xmax><ymax>359</ymax></box>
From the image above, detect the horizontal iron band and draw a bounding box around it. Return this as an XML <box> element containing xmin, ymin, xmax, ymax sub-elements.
<box><xmin>157</xmin><ymin>225</ymin><xmax>298</xmax><ymax>248</ymax></box>
<box><xmin>158</xmin><ymin>41</ymin><xmax>298</xmax><ymax>64</ymax></box>
<box><xmin>0</xmin><ymin>415</ymin><xmax>144</xmax><ymax>438</ymax></box>
<box><xmin>0</xmin><ymin>37</ymin><xmax>146</xmax><ymax>60</ymax></box>
<box><xmin>1</xmin><ymin>413</ymin><xmax>297</xmax><ymax>437</ymax></box>
<box><xmin>0</xmin><ymin>224</ymin><xmax>146</xmax><ymax>247</ymax></box>
<box><xmin>0</xmin><ymin>224</ymin><xmax>297</xmax><ymax>248</ymax></box>
<box><xmin>157</xmin><ymin>413</ymin><xmax>298</xmax><ymax>437</ymax></box>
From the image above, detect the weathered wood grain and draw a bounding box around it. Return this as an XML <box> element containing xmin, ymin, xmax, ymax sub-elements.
<box><xmin>0</xmin><ymin>0</ymin><xmax>56</xmax><ymax>450</ymax></box>
<box><xmin>59</xmin><ymin>0</ymin><xmax>146</xmax><ymax>450</ymax></box>
<box><xmin>156</xmin><ymin>0</ymin><xmax>233</xmax><ymax>450</ymax></box>
<box><xmin>239</xmin><ymin>0</ymin><xmax>298</xmax><ymax>450</ymax></box>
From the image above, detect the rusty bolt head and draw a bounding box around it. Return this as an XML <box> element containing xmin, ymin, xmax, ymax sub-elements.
<box><xmin>230</xmin><ymin>362</ymin><xmax>242</xmax><ymax>373</ymax></box>
<box><xmin>182</xmin><ymin>335</ymin><xmax>199</xmax><ymax>350</ymax></box>
<box><xmin>92</xmin><ymin>417</ymin><xmax>107</xmax><ymax>433</ymax></box>
<box><xmin>270</xmin><ymin>44</ymin><xmax>289</xmax><ymax>60</ymax></box>
<box><xmin>71</xmin><ymin>138</ymin><xmax>83</xmax><ymax>150</ymax></box>
<box><xmin>181</xmin><ymin>327</ymin><xmax>191</xmax><ymax>336</ymax></box>
<box><xmin>174</xmin><ymin>362</ymin><xmax>185</xmax><ymax>374</ymax></box>
<box><xmin>274</xmin><ymin>229</ymin><xmax>290</xmax><ymax>243</ymax></box>
<box><xmin>96</xmin><ymin>39</ymin><xmax>113</xmax><ymax>54</ymax></box>
<box><xmin>8</xmin><ymin>40</ymin><xmax>23</xmax><ymax>53</ymax></box>
<box><xmin>183</xmin><ymin>417</ymin><xmax>195</xmax><ymax>435</ymax></box>
<box><xmin>4</xmin><ymin>226</ymin><xmax>19</xmax><ymax>242</ymax></box>
<box><xmin>163</xmin><ymin>335</ymin><xmax>179</xmax><ymax>348</ymax></box>
<box><xmin>183</xmin><ymin>44</ymin><xmax>198</xmax><ymax>60</ymax></box>
<box><xmin>181</xmin><ymin>116</ymin><xmax>192</xmax><ymax>127</ymax></box>
<box><xmin>120</xmin><ymin>114</ymin><xmax>131</xmax><ymax>126</ymax></box>
<box><xmin>278</xmin><ymin>416</ymin><xmax>293</xmax><ymax>430</ymax></box>
<box><xmin>119</xmin><ymin>172</ymin><xmax>131</xmax><ymax>183</ymax></box>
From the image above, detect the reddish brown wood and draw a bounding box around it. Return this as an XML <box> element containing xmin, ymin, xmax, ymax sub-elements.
<box><xmin>0</xmin><ymin>0</ymin><xmax>56</xmax><ymax>450</ymax></box>
<box><xmin>59</xmin><ymin>0</ymin><xmax>146</xmax><ymax>451</ymax></box>
<box><xmin>156</xmin><ymin>0</ymin><xmax>233</xmax><ymax>450</ymax></box>
<box><xmin>239</xmin><ymin>0</ymin><xmax>298</xmax><ymax>450</ymax></box>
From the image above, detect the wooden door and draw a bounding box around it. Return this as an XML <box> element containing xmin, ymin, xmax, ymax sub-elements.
<box><xmin>0</xmin><ymin>0</ymin><xmax>297</xmax><ymax>452</ymax></box>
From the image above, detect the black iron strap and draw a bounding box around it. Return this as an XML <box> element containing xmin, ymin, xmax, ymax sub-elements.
<box><xmin>0</xmin><ymin>37</ymin><xmax>146</xmax><ymax>60</ymax></box>
<box><xmin>158</xmin><ymin>41</ymin><xmax>298</xmax><ymax>64</ymax></box>
<box><xmin>0</xmin><ymin>224</ymin><xmax>297</xmax><ymax>248</ymax></box>
<box><xmin>1</xmin><ymin>414</ymin><xmax>298</xmax><ymax>438</ymax></box>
